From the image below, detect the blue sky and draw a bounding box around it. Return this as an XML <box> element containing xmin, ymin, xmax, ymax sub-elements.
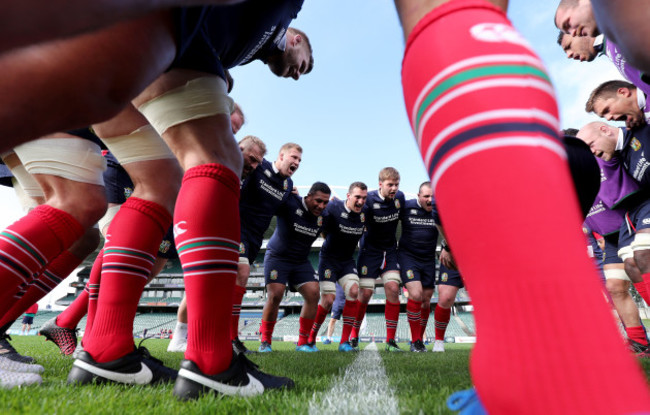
<box><xmin>0</xmin><ymin>0</ymin><xmax>625</xmax><ymax>229</ymax></box>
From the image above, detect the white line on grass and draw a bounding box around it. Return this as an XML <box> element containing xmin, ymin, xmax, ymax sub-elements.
<box><xmin>308</xmin><ymin>342</ymin><xmax>399</xmax><ymax>415</ymax></box>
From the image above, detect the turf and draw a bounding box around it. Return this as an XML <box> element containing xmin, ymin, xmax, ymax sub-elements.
<box><xmin>1</xmin><ymin>337</ymin><xmax>649</xmax><ymax>414</ymax></box>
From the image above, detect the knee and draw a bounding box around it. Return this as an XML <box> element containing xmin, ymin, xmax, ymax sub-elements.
<box><xmin>348</xmin><ymin>284</ymin><xmax>359</xmax><ymax>300</ymax></box>
<box><xmin>304</xmin><ymin>289</ymin><xmax>320</xmax><ymax>305</ymax></box>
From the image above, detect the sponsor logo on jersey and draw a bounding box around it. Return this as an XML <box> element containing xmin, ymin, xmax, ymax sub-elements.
<box><xmin>360</xmin><ymin>213</ymin><xmax>365</xmax><ymax>222</ymax></box>
<box><xmin>341</xmin><ymin>212</ymin><xmax>348</xmax><ymax>219</ymax></box>
<box><xmin>373</xmin><ymin>203</ymin><xmax>381</xmax><ymax>210</ymax></box>
<box><xmin>124</xmin><ymin>187</ymin><xmax>133</xmax><ymax>199</ymax></box>
<box><xmin>283</xmin><ymin>180</ymin><xmax>288</xmax><ymax>191</ymax></box>
<box><xmin>631</xmin><ymin>138</ymin><xmax>642</xmax><ymax>151</ymax></box>
<box><xmin>643</xmin><ymin>218</ymin><xmax>650</xmax><ymax>225</ymax></box>
<box><xmin>173</xmin><ymin>221</ymin><xmax>188</xmax><ymax>238</ymax></box>
<box><xmin>411</xmin><ymin>209</ymin><xmax>418</xmax><ymax>215</ymax></box>
<box><xmin>324</xmin><ymin>269</ymin><xmax>332</xmax><ymax>279</ymax></box>
<box><xmin>296</xmin><ymin>209</ymin><xmax>303</xmax><ymax>217</ymax></box>
<box><xmin>441</xmin><ymin>272</ymin><xmax>448</xmax><ymax>282</ymax></box>
<box><xmin>361</xmin><ymin>266</ymin><xmax>368</xmax><ymax>275</ymax></box>
<box><xmin>582</xmin><ymin>227</ymin><xmax>589</xmax><ymax>235</ymax></box>
<box><xmin>270</xmin><ymin>270</ymin><xmax>278</xmax><ymax>280</ymax></box>
<box><xmin>317</xmin><ymin>216</ymin><xmax>323</xmax><ymax>227</ymax></box>
<box><xmin>407</xmin><ymin>270</ymin><xmax>414</xmax><ymax>280</ymax></box>
<box><xmin>239</xmin><ymin>243</ymin><xmax>246</xmax><ymax>254</ymax></box>
<box><xmin>470</xmin><ymin>23</ymin><xmax>532</xmax><ymax>49</ymax></box>
<box><xmin>264</xmin><ymin>169</ymin><xmax>272</xmax><ymax>178</ymax></box>
<box><xmin>394</xmin><ymin>199</ymin><xmax>400</xmax><ymax>209</ymax></box>
<box><xmin>159</xmin><ymin>240</ymin><xmax>171</xmax><ymax>253</ymax></box>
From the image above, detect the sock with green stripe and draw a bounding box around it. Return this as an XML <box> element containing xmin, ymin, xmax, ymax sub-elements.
<box><xmin>83</xmin><ymin>197</ymin><xmax>170</xmax><ymax>363</ymax></box>
<box><xmin>0</xmin><ymin>205</ymin><xmax>83</xmax><ymax>307</ymax></box>
<box><xmin>401</xmin><ymin>0</ymin><xmax>650</xmax><ymax>412</ymax></box>
<box><xmin>176</xmin><ymin>164</ymin><xmax>240</xmax><ymax>375</ymax></box>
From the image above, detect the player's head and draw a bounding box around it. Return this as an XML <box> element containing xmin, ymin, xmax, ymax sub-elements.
<box><xmin>267</xmin><ymin>27</ymin><xmax>314</xmax><ymax>81</ymax></box>
<box><xmin>576</xmin><ymin>121</ymin><xmax>619</xmax><ymax>161</ymax></box>
<box><xmin>275</xmin><ymin>142</ymin><xmax>302</xmax><ymax>178</ymax></box>
<box><xmin>305</xmin><ymin>181</ymin><xmax>331</xmax><ymax>217</ymax></box>
<box><xmin>562</xmin><ymin>128</ymin><xmax>579</xmax><ymax>136</ymax></box>
<box><xmin>586</xmin><ymin>80</ymin><xmax>644</xmax><ymax>128</ymax></box>
<box><xmin>231</xmin><ymin>102</ymin><xmax>245</xmax><ymax>134</ymax></box>
<box><xmin>557</xmin><ymin>31</ymin><xmax>598</xmax><ymax>62</ymax></box>
<box><xmin>239</xmin><ymin>135</ymin><xmax>267</xmax><ymax>179</ymax></box>
<box><xmin>378</xmin><ymin>167</ymin><xmax>400</xmax><ymax>200</ymax></box>
<box><xmin>555</xmin><ymin>0</ymin><xmax>598</xmax><ymax>37</ymax></box>
<box><xmin>417</xmin><ymin>181</ymin><xmax>433</xmax><ymax>213</ymax></box>
<box><xmin>346</xmin><ymin>181</ymin><xmax>368</xmax><ymax>213</ymax></box>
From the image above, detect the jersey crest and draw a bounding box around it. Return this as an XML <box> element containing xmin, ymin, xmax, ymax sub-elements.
<box><xmin>270</xmin><ymin>270</ymin><xmax>278</xmax><ymax>280</ymax></box>
<box><xmin>360</xmin><ymin>213</ymin><xmax>365</xmax><ymax>222</ymax></box>
<box><xmin>283</xmin><ymin>179</ymin><xmax>288</xmax><ymax>190</ymax></box>
<box><xmin>394</xmin><ymin>199</ymin><xmax>401</xmax><ymax>209</ymax></box>
<box><xmin>317</xmin><ymin>216</ymin><xmax>323</xmax><ymax>227</ymax></box>
<box><xmin>124</xmin><ymin>187</ymin><xmax>133</xmax><ymax>199</ymax></box>
<box><xmin>407</xmin><ymin>270</ymin><xmax>414</xmax><ymax>280</ymax></box>
<box><xmin>239</xmin><ymin>242</ymin><xmax>246</xmax><ymax>254</ymax></box>
<box><xmin>441</xmin><ymin>272</ymin><xmax>448</xmax><ymax>282</ymax></box>
<box><xmin>361</xmin><ymin>266</ymin><xmax>368</xmax><ymax>276</ymax></box>
<box><xmin>324</xmin><ymin>269</ymin><xmax>332</xmax><ymax>279</ymax></box>
<box><xmin>159</xmin><ymin>240</ymin><xmax>171</xmax><ymax>253</ymax></box>
<box><xmin>631</xmin><ymin>137</ymin><xmax>642</xmax><ymax>151</ymax></box>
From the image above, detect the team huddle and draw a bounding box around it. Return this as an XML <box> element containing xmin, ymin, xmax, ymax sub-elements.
<box><xmin>1</xmin><ymin>0</ymin><xmax>650</xmax><ymax>413</ymax></box>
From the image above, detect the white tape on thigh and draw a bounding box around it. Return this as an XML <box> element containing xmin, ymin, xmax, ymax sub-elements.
<box><xmin>381</xmin><ymin>271</ymin><xmax>401</xmax><ymax>285</ymax></box>
<box><xmin>618</xmin><ymin>245</ymin><xmax>634</xmax><ymax>261</ymax></box>
<box><xmin>631</xmin><ymin>233</ymin><xmax>650</xmax><ymax>252</ymax></box>
<box><xmin>604</xmin><ymin>268</ymin><xmax>630</xmax><ymax>281</ymax></box>
<box><xmin>239</xmin><ymin>256</ymin><xmax>250</xmax><ymax>265</ymax></box>
<box><xmin>11</xmin><ymin>178</ymin><xmax>40</xmax><ymax>212</ymax></box>
<box><xmin>339</xmin><ymin>274</ymin><xmax>360</xmax><ymax>300</ymax></box>
<box><xmin>14</xmin><ymin>138</ymin><xmax>106</xmax><ymax>185</ymax></box>
<box><xmin>101</xmin><ymin>125</ymin><xmax>174</xmax><ymax>164</ymax></box>
<box><xmin>9</xmin><ymin>162</ymin><xmax>43</xmax><ymax>200</ymax></box>
<box><xmin>359</xmin><ymin>277</ymin><xmax>376</xmax><ymax>291</ymax></box>
<box><xmin>320</xmin><ymin>281</ymin><xmax>336</xmax><ymax>296</ymax></box>
<box><xmin>138</xmin><ymin>77</ymin><xmax>235</xmax><ymax>135</ymax></box>
<box><xmin>98</xmin><ymin>205</ymin><xmax>121</xmax><ymax>236</ymax></box>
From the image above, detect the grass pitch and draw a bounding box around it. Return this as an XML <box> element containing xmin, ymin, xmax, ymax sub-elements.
<box><xmin>1</xmin><ymin>337</ymin><xmax>649</xmax><ymax>414</ymax></box>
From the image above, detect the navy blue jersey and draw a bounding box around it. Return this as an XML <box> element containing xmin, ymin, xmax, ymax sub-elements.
<box><xmin>239</xmin><ymin>158</ymin><xmax>292</xmax><ymax>240</ymax></box>
<box><xmin>621</xmin><ymin>125</ymin><xmax>650</xmax><ymax>190</ymax></box>
<box><xmin>266</xmin><ymin>194</ymin><xmax>324</xmax><ymax>263</ymax></box>
<box><xmin>398</xmin><ymin>198</ymin><xmax>438</xmax><ymax>260</ymax></box>
<box><xmin>320</xmin><ymin>199</ymin><xmax>366</xmax><ymax>261</ymax></box>
<box><xmin>359</xmin><ymin>190</ymin><xmax>405</xmax><ymax>250</ymax></box>
<box><xmin>173</xmin><ymin>0</ymin><xmax>303</xmax><ymax>79</ymax></box>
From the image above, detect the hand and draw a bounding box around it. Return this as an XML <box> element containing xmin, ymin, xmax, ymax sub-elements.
<box><xmin>440</xmin><ymin>247</ymin><xmax>458</xmax><ymax>271</ymax></box>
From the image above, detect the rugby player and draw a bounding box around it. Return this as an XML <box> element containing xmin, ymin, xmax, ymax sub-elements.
<box><xmin>352</xmin><ymin>168</ymin><xmax>405</xmax><ymax>352</ymax></box>
<box><xmin>307</xmin><ymin>182</ymin><xmax>368</xmax><ymax>352</ymax></box>
<box><xmin>258</xmin><ymin>182</ymin><xmax>330</xmax><ymax>352</ymax></box>
<box><xmin>239</xmin><ymin>143</ymin><xmax>302</xmax><ymax>353</ymax></box>
<box><xmin>397</xmin><ymin>182</ymin><xmax>437</xmax><ymax>353</ymax></box>
<box><xmin>586</xmin><ymin>80</ymin><xmax>650</xmax><ymax>129</ymax></box>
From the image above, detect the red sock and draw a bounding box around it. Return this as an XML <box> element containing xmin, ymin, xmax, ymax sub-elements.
<box><xmin>84</xmin><ymin>198</ymin><xmax>170</xmax><ymax>363</ymax></box>
<box><xmin>626</xmin><ymin>326</ymin><xmax>648</xmax><ymax>346</ymax></box>
<box><xmin>0</xmin><ymin>205</ymin><xmax>83</xmax><ymax>306</ymax></box>
<box><xmin>231</xmin><ymin>285</ymin><xmax>247</xmax><ymax>340</ymax></box>
<box><xmin>308</xmin><ymin>305</ymin><xmax>329</xmax><ymax>344</ymax></box>
<box><xmin>633</xmin><ymin>281</ymin><xmax>650</xmax><ymax>305</ymax></box>
<box><xmin>0</xmin><ymin>250</ymin><xmax>82</xmax><ymax>328</ymax></box>
<box><xmin>82</xmin><ymin>250</ymin><xmax>103</xmax><ymax>338</ymax></box>
<box><xmin>402</xmin><ymin>2</ymin><xmax>650</xmax><ymax>412</ymax></box>
<box><xmin>385</xmin><ymin>300</ymin><xmax>400</xmax><ymax>341</ymax></box>
<box><xmin>406</xmin><ymin>299</ymin><xmax>422</xmax><ymax>342</ymax></box>
<box><xmin>642</xmin><ymin>273</ymin><xmax>650</xmax><ymax>306</ymax></box>
<box><xmin>434</xmin><ymin>306</ymin><xmax>451</xmax><ymax>341</ymax></box>
<box><xmin>420</xmin><ymin>304</ymin><xmax>431</xmax><ymax>339</ymax></box>
<box><xmin>260</xmin><ymin>319</ymin><xmax>276</xmax><ymax>344</ymax></box>
<box><xmin>298</xmin><ymin>317</ymin><xmax>315</xmax><ymax>346</ymax></box>
<box><xmin>351</xmin><ymin>301</ymin><xmax>368</xmax><ymax>339</ymax></box>
<box><xmin>177</xmin><ymin>164</ymin><xmax>239</xmax><ymax>375</ymax></box>
<box><xmin>340</xmin><ymin>300</ymin><xmax>358</xmax><ymax>343</ymax></box>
